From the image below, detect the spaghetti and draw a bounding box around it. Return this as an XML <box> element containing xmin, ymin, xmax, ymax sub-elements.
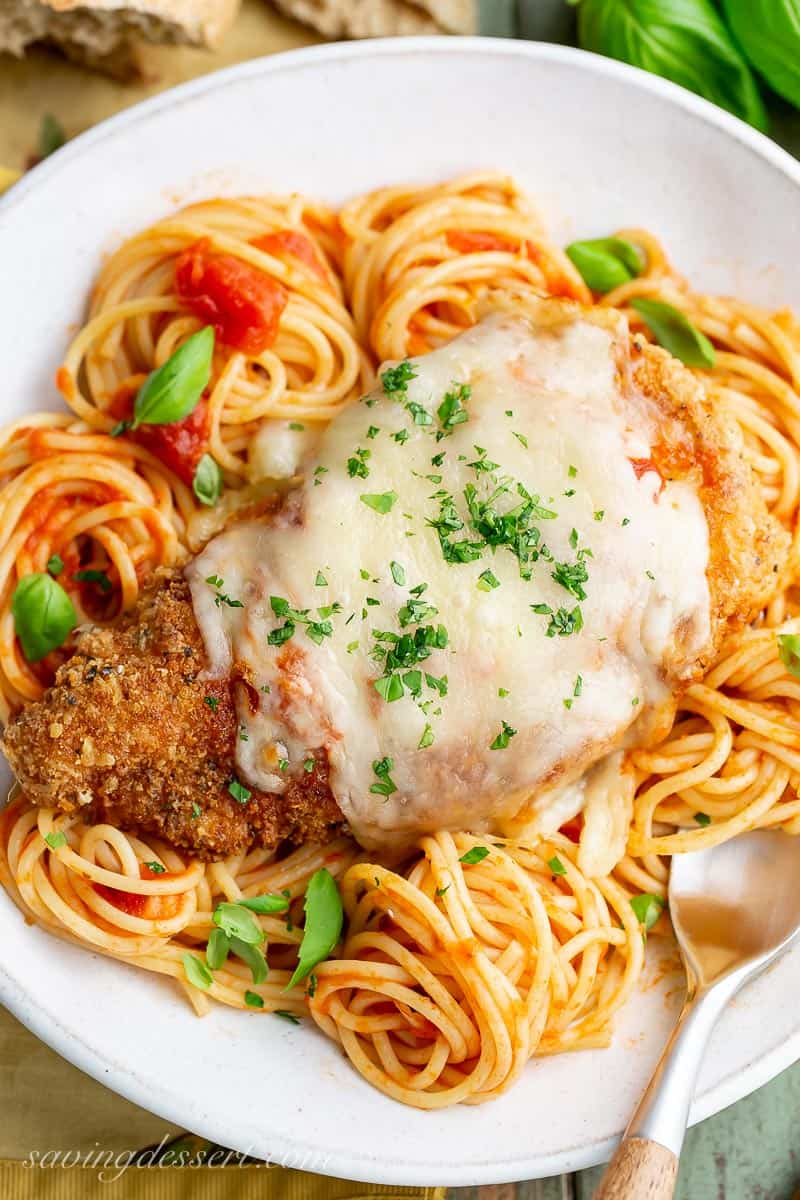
<box><xmin>2</xmin><ymin>172</ymin><xmax>800</xmax><ymax>1108</ymax></box>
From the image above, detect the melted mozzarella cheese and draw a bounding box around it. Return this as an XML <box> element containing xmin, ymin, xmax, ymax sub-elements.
<box><xmin>188</xmin><ymin>310</ymin><xmax>710</xmax><ymax>850</ymax></box>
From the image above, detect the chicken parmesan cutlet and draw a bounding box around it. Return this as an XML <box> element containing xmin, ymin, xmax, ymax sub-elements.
<box><xmin>3</xmin><ymin>300</ymin><xmax>787</xmax><ymax>859</ymax></box>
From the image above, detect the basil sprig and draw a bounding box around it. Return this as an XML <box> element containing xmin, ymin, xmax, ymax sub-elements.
<box><xmin>629</xmin><ymin>298</ymin><xmax>716</xmax><ymax>368</ymax></box>
<box><xmin>130</xmin><ymin>326</ymin><xmax>214</xmax><ymax>430</ymax></box>
<box><xmin>573</xmin><ymin>0</ymin><xmax>768</xmax><ymax>132</ymax></box>
<box><xmin>12</xmin><ymin>573</ymin><xmax>76</xmax><ymax>663</ymax></box>
<box><xmin>565</xmin><ymin>237</ymin><xmax>644</xmax><ymax>294</ymax></box>
<box><xmin>722</xmin><ymin>1</ymin><xmax>800</xmax><ymax>111</ymax></box>
<box><xmin>193</xmin><ymin>453</ymin><xmax>223</xmax><ymax>507</ymax></box>
<box><xmin>287</xmin><ymin>868</ymin><xmax>343</xmax><ymax>989</ymax></box>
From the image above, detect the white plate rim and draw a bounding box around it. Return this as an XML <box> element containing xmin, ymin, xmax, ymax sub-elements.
<box><xmin>1</xmin><ymin>36</ymin><xmax>800</xmax><ymax>1185</ymax></box>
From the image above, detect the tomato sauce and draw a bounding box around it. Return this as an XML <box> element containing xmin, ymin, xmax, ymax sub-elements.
<box><xmin>250</xmin><ymin>230</ymin><xmax>327</xmax><ymax>281</ymax></box>
<box><xmin>131</xmin><ymin>399</ymin><xmax>212</xmax><ymax>486</ymax></box>
<box><xmin>628</xmin><ymin>457</ymin><xmax>665</xmax><ymax>496</ymax></box>
<box><xmin>175</xmin><ymin>238</ymin><xmax>289</xmax><ymax>356</ymax></box>
<box><xmin>93</xmin><ymin>861</ymin><xmax>168</xmax><ymax>918</ymax></box>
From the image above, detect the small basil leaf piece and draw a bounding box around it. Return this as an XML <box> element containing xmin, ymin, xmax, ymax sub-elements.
<box><xmin>245</xmin><ymin>990</ymin><xmax>265</xmax><ymax>1008</ymax></box>
<box><xmin>212</xmin><ymin>901</ymin><xmax>264</xmax><ymax>945</ymax></box>
<box><xmin>694</xmin><ymin>812</ymin><xmax>711</xmax><ymax>827</ymax></box>
<box><xmin>206</xmin><ymin>927</ymin><xmax>230</xmax><ymax>970</ymax></box>
<box><xmin>131</xmin><ymin>326</ymin><xmax>214</xmax><ymax>430</ymax></box>
<box><xmin>629</xmin><ymin>298</ymin><xmax>716</xmax><ymax>369</ymax></box>
<box><xmin>46</xmin><ymin>554</ymin><xmax>64</xmax><ymax>577</ymax></box>
<box><xmin>777</xmin><ymin>633</ymin><xmax>800</xmax><ymax>679</ymax></box>
<box><xmin>287</xmin><ymin>868</ymin><xmax>343</xmax><ymax>989</ymax></box>
<box><xmin>630</xmin><ymin>892</ymin><xmax>665</xmax><ymax>932</ymax></box>
<box><xmin>12</xmin><ymin>573</ymin><xmax>76</xmax><ymax>663</ymax></box>
<box><xmin>236</xmin><ymin>893</ymin><xmax>290</xmax><ymax>914</ymax></box>
<box><xmin>575</xmin><ymin>0</ymin><xmax>768</xmax><ymax>133</ymax></box>
<box><xmin>193</xmin><ymin>453</ymin><xmax>223</xmax><ymax>507</ymax></box>
<box><xmin>182</xmin><ymin>953</ymin><xmax>213</xmax><ymax>990</ymax></box>
<box><xmin>547</xmin><ymin>855</ymin><xmax>567</xmax><ymax>876</ymax></box>
<box><xmin>44</xmin><ymin>831</ymin><xmax>67</xmax><ymax>850</ymax></box>
<box><xmin>230</xmin><ymin>936</ymin><xmax>268</xmax><ymax>984</ymax></box>
<box><xmin>722</xmin><ymin>0</ymin><xmax>800</xmax><ymax>111</ymax></box>
<box><xmin>460</xmin><ymin>846</ymin><xmax>490</xmax><ymax>865</ymax></box>
<box><xmin>73</xmin><ymin>569</ymin><xmax>112</xmax><ymax>594</ymax></box>
<box><xmin>565</xmin><ymin>237</ymin><xmax>644</xmax><ymax>293</ymax></box>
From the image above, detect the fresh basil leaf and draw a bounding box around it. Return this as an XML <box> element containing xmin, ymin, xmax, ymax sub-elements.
<box><xmin>629</xmin><ymin>298</ymin><xmax>716</xmax><ymax>368</ymax></box>
<box><xmin>459</xmin><ymin>846</ymin><xmax>490</xmax><ymax>865</ymax></box>
<box><xmin>230</xmin><ymin>936</ymin><xmax>268</xmax><ymax>984</ymax></box>
<box><xmin>245</xmin><ymin>990</ymin><xmax>265</xmax><ymax>1008</ymax></box>
<box><xmin>193</xmin><ymin>454</ymin><xmax>223</xmax><ymax>507</ymax></box>
<box><xmin>694</xmin><ymin>812</ymin><xmax>711</xmax><ymax>827</ymax></box>
<box><xmin>274</xmin><ymin>1009</ymin><xmax>301</xmax><ymax>1024</ymax></box>
<box><xmin>182</xmin><ymin>953</ymin><xmax>213</xmax><ymax>990</ymax></box>
<box><xmin>132</xmin><ymin>326</ymin><xmax>214</xmax><ymax>429</ymax></box>
<box><xmin>236</xmin><ymin>893</ymin><xmax>290</xmax><ymax>914</ymax></box>
<box><xmin>73</xmin><ymin>569</ymin><xmax>112</xmax><ymax>594</ymax></box>
<box><xmin>777</xmin><ymin>633</ymin><xmax>800</xmax><ymax>678</ymax></box>
<box><xmin>206</xmin><ymin>927</ymin><xmax>230</xmax><ymax>970</ymax></box>
<box><xmin>46</xmin><ymin>554</ymin><xmax>64</xmax><ymax>577</ymax></box>
<box><xmin>38</xmin><ymin>114</ymin><xmax>66</xmax><ymax>159</ymax></box>
<box><xmin>212</xmin><ymin>902</ymin><xmax>264</xmax><ymax>945</ymax></box>
<box><xmin>575</xmin><ymin>0</ymin><xmax>767</xmax><ymax>132</ymax></box>
<box><xmin>287</xmin><ymin>868</ymin><xmax>343</xmax><ymax>989</ymax></box>
<box><xmin>359</xmin><ymin>491</ymin><xmax>398</xmax><ymax>515</ymax></box>
<box><xmin>12</xmin><ymin>573</ymin><xmax>76</xmax><ymax>663</ymax></box>
<box><xmin>44</xmin><ymin>831</ymin><xmax>67</xmax><ymax>850</ymax></box>
<box><xmin>723</xmin><ymin>0</ymin><xmax>800</xmax><ymax>111</ymax></box>
<box><xmin>565</xmin><ymin>237</ymin><xmax>644</xmax><ymax>293</ymax></box>
<box><xmin>630</xmin><ymin>892</ymin><xmax>664</xmax><ymax>932</ymax></box>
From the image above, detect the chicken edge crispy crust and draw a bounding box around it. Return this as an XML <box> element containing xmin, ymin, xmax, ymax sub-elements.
<box><xmin>2</xmin><ymin>570</ymin><xmax>343</xmax><ymax>859</ymax></box>
<box><xmin>1</xmin><ymin>306</ymin><xmax>789</xmax><ymax>860</ymax></box>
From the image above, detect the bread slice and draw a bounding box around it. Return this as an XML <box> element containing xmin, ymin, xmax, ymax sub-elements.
<box><xmin>271</xmin><ymin>0</ymin><xmax>477</xmax><ymax>38</ymax></box>
<box><xmin>0</xmin><ymin>0</ymin><xmax>240</xmax><ymax>79</ymax></box>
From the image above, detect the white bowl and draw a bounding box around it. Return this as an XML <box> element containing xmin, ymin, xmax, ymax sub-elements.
<box><xmin>2</xmin><ymin>38</ymin><xmax>800</xmax><ymax>1187</ymax></box>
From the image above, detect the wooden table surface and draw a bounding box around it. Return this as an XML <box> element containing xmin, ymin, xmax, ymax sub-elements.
<box><xmin>1</xmin><ymin>2</ymin><xmax>799</xmax><ymax>1196</ymax></box>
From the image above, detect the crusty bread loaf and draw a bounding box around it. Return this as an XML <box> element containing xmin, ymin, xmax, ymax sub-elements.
<box><xmin>0</xmin><ymin>0</ymin><xmax>240</xmax><ymax>79</ymax></box>
<box><xmin>271</xmin><ymin>0</ymin><xmax>476</xmax><ymax>38</ymax></box>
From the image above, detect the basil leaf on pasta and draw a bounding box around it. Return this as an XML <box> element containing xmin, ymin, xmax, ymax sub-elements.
<box><xmin>212</xmin><ymin>901</ymin><xmax>264</xmax><ymax>945</ymax></box>
<box><xmin>12</xmin><ymin>573</ymin><xmax>76</xmax><ymax>663</ymax></box>
<box><xmin>132</xmin><ymin>326</ymin><xmax>214</xmax><ymax>429</ymax></box>
<box><xmin>629</xmin><ymin>298</ymin><xmax>716</xmax><ymax>368</ymax></box>
<box><xmin>182</xmin><ymin>953</ymin><xmax>213</xmax><ymax>990</ymax></box>
<box><xmin>630</xmin><ymin>893</ymin><xmax>664</xmax><ymax>932</ymax></box>
<box><xmin>206</xmin><ymin>928</ymin><xmax>231</xmax><ymax>971</ymax></box>
<box><xmin>236</xmin><ymin>893</ymin><xmax>290</xmax><ymax>914</ymax></box>
<box><xmin>287</xmin><ymin>868</ymin><xmax>343</xmax><ymax>989</ymax></box>
<box><xmin>565</xmin><ymin>237</ymin><xmax>644</xmax><ymax>293</ymax></box>
<box><xmin>230</xmin><ymin>937</ymin><xmax>268</xmax><ymax>984</ymax></box>
<box><xmin>193</xmin><ymin>453</ymin><xmax>223</xmax><ymax>507</ymax></box>
<box><xmin>778</xmin><ymin>633</ymin><xmax>800</xmax><ymax>678</ymax></box>
<box><xmin>575</xmin><ymin>0</ymin><xmax>767</xmax><ymax>132</ymax></box>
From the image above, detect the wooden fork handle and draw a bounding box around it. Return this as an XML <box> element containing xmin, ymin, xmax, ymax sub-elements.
<box><xmin>593</xmin><ymin>1136</ymin><xmax>678</xmax><ymax>1200</ymax></box>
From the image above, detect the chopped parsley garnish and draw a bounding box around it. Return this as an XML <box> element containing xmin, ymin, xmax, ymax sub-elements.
<box><xmin>367</xmin><ymin>425</ymin><xmax>380</xmax><ymax>439</ymax></box>
<box><xmin>315</xmin><ymin>571</ymin><xmax>327</xmax><ymax>586</ymax></box>
<box><xmin>568</xmin><ymin>465</ymin><xmax>577</xmax><ymax>478</ymax></box>
<box><xmin>551</xmin><ymin>553</ymin><xmax>589</xmax><ymax>601</ymax></box>
<box><xmin>645</xmin><ymin>569</ymin><xmax>655</xmax><ymax>580</ymax></box>
<box><xmin>205</xmin><ymin>575</ymin><xmax>244</xmax><ymax>609</ymax></box>
<box><xmin>245</xmin><ymin>990</ymin><xmax>264</xmax><ymax>1008</ymax></box>
<box><xmin>74</xmin><ymin>569</ymin><xmax>112</xmax><ymax>594</ymax></box>
<box><xmin>489</xmin><ymin>720</ymin><xmax>517</xmax><ymax>750</ymax></box>
<box><xmin>303</xmin><ymin>757</ymin><xmax>315</xmax><ymax>773</ymax></box>
<box><xmin>289</xmin><ymin>422</ymin><xmax>305</xmax><ymax>431</ymax></box>
<box><xmin>144</xmin><ymin>861</ymin><xmax>166</xmax><ymax>874</ymax></box>
<box><xmin>477</xmin><ymin>568</ymin><xmax>500</xmax><ymax>591</ymax></box>
<box><xmin>622</xmin><ymin>517</ymin><xmax>631</xmax><ymax>526</ymax></box>
<box><xmin>694</xmin><ymin>812</ymin><xmax>711</xmax><ymax>826</ymax></box>
<box><xmin>542</xmin><ymin>605</ymin><xmax>583</xmax><ymax>638</ymax></box>
<box><xmin>360</xmin><ymin>491</ymin><xmax>398</xmax><ymax>515</ymax></box>
<box><xmin>347</xmin><ymin>447</ymin><xmax>371</xmax><ymax>478</ymax></box>
<box><xmin>203</xmin><ymin>695</ymin><xmax>219</xmax><ymax>712</ymax></box>
<box><xmin>278</xmin><ymin>758</ymin><xmax>289</xmax><ymax>771</ymax></box>
<box><xmin>390</xmin><ymin>561</ymin><xmax>406</xmax><ymax>586</ymax></box>
<box><xmin>370</xmin><ymin>757</ymin><xmax>397</xmax><ymax>796</ymax></box>
<box><xmin>573</xmin><ymin>674</ymin><xmax>583</xmax><ymax>697</ymax></box>
<box><xmin>313</xmin><ymin>465</ymin><xmax>328</xmax><ymax>486</ymax></box>
<box><xmin>435</xmin><ymin>884</ymin><xmax>450</xmax><ymax>897</ymax></box>
<box><xmin>45</xmin><ymin>831</ymin><xmax>67</xmax><ymax>850</ymax></box>
<box><xmin>191</xmin><ymin>802</ymin><xmax>202</xmax><ymax>820</ymax></box>
<box><xmin>437</xmin><ymin>382</ymin><xmax>471</xmax><ymax>435</ymax></box>
<box><xmin>548</xmin><ymin>855</ymin><xmax>567</xmax><ymax>876</ymax></box>
<box><xmin>228</xmin><ymin>779</ymin><xmax>252</xmax><ymax>804</ymax></box>
<box><xmin>498</xmin><ymin>687</ymin><xmax>509</xmax><ymax>697</ymax></box>
<box><xmin>381</xmin><ymin>360</ymin><xmax>417</xmax><ymax>398</ymax></box>
<box><xmin>274</xmin><ymin>1010</ymin><xmax>301</xmax><ymax>1025</ymax></box>
<box><xmin>630</xmin><ymin>892</ymin><xmax>664</xmax><ymax>932</ymax></box>
<box><xmin>594</xmin><ymin>510</ymin><xmax>604</xmax><ymax>521</ymax></box>
<box><xmin>512</xmin><ymin>431</ymin><xmax>529</xmax><ymax>449</ymax></box>
<box><xmin>632</xmin><ymin>696</ymin><xmax>640</xmax><ymax>707</ymax></box>
<box><xmin>431</xmin><ymin>451</ymin><xmax>445</xmax><ymax>467</ymax></box>
<box><xmin>392</xmin><ymin>429</ymin><xmax>409</xmax><ymax>445</ymax></box>
<box><xmin>459</xmin><ymin>845</ymin><xmax>489</xmax><ymax>865</ymax></box>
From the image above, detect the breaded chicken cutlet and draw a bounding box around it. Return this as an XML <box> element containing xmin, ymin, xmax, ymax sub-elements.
<box><xmin>2</xmin><ymin>303</ymin><xmax>789</xmax><ymax>859</ymax></box>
